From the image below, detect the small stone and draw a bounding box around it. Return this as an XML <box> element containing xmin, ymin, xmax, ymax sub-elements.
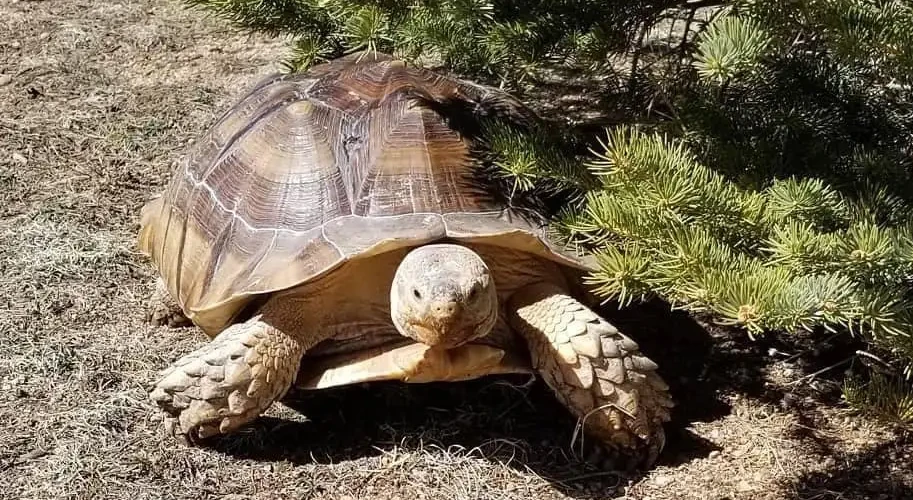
<box><xmin>708</xmin><ymin>450</ymin><xmax>720</xmax><ymax>459</ymax></box>
<box><xmin>737</xmin><ymin>479</ymin><xmax>754</xmax><ymax>492</ymax></box>
<box><xmin>0</xmin><ymin>74</ymin><xmax>11</xmax><ymax>86</ymax></box>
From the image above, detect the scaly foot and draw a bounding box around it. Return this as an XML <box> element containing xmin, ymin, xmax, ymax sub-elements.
<box><xmin>150</xmin><ymin>316</ymin><xmax>304</xmax><ymax>441</ymax></box>
<box><xmin>508</xmin><ymin>282</ymin><xmax>673</xmax><ymax>469</ymax></box>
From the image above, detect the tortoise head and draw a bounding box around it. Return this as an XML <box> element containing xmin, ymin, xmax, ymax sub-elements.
<box><xmin>390</xmin><ymin>244</ymin><xmax>498</xmax><ymax>348</ymax></box>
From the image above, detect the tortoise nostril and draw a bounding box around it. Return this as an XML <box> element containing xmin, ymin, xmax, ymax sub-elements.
<box><xmin>432</xmin><ymin>301</ymin><xmax>459</xmax><ymax>318</ymax></box>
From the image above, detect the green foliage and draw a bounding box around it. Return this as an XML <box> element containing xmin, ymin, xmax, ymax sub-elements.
<box><xmin>693</xmin><ymin>14</ymin><xmax>773</xmax><ymax>83</ymax></box>
<box><xmin>632</xmin><ymin>3</ymin><xmax>913</xmax><ymax>397</ymax></box>
<box><xmin>743</xmin><ymin>0</ymin><xmax>913</xmax><ymax>86</ymax></box>
<box><xmin>549</xmin><ymin>127</ymin><xmax>913</xmax><ymax>350</ymax></box>
<box><xmin>183</xmin><ymin>0</ymin><xmax>679</xmax><ymax>84</ymax></box>
<box><xmin>282</xmin><ymin>35</ymin><xmax>335</xmax><ymax>72</ymax></box>
<box><xmin>185</xmin><ymin>0</ymin><xmax>331</xmax><ymax>37</ymax></box>
<box><xmin>481</xmin><ymin>120</ymin><xmax>590</xmax><ymax>193</ymax></box>
<box><xmin>674</xmin><ymin>1</ymin><xmax>913</xmax><ymax>197</ymax></box>
<box><xmin>844</xmin><ymin>371</ymin><xmax>913</xmax><ymax>427</ymax></box>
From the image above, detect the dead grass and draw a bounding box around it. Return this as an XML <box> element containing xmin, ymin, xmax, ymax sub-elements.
<box><xmin>1</xmin><ymin>1</ymin><xmax>911</xmax><ymax>499</ymax></box>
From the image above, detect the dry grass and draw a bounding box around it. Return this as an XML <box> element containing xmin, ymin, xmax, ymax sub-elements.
<box><xmin>1</xmin><ymin>1</ymin><xmax>912</xmax><ymax>499</ymax></box>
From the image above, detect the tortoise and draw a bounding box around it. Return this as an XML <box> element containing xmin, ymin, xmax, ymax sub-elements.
<box><xmin>138</xmin><ymin>51</ymin><xmax>673</xmax><ymax>467</ymax></box>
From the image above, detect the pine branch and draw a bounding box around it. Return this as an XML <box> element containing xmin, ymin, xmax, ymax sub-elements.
<box><xmin>185</xmin><ymin>0</ymin><xmax>332</xmax><ymax>37</ymax></box>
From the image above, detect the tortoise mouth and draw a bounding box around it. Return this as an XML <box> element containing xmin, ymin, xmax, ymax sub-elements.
<box><xmin>404</xmin><ymin>314</ymin><xmax>494</xmax><ymax>348</ymax></box>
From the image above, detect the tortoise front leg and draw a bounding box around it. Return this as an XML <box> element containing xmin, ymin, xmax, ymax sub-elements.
<box><xmin>150</xmin><ymin>299</ymin><xmax>314</xmax><ymax>441</ymax></box>
<box><xmin>507</xmin><ymin>282</ymin><xmax>673</xmax><ymax>468</ymax></box>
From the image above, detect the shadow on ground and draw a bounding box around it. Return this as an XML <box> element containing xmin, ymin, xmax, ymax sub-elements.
<box><xmin>195</xmin><ymin>299</ymin><xmax>788</xmax><ymax>498</ymax></box>
<box><xmin>782</xmin><ymin>432</ymin><xmax>913</xmax><ymax>500</ymax></box>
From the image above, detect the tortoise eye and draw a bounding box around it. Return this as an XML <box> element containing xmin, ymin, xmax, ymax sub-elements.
<box><xmin>467</xmin><ymin>286</ymin><xmax>479</xmax><ymax>300</ymax></box>
<box><xmin>413</xmin><ymin>289</ymin><xmax>422</xmax><ymax>299</ymax></box>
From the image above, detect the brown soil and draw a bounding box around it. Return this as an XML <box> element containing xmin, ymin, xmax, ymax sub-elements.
<box><xmin>1</xmin><ymin>1</ymin><xmax>911</xmax><ymax>499</ymax></box>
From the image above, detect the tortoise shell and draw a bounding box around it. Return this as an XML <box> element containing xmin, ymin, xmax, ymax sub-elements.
<box><xmin>138</xmin><ymin>51</ymin><xmax>591</xmax><ymax>336</ymax></box>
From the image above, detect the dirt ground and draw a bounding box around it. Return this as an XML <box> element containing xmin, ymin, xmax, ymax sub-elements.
<box><xmin>1</xmin><ymin>1</ymin><xmax>911</xmax><ymax>499</ymax></box>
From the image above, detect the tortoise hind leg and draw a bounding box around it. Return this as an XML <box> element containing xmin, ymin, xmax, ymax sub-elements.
<box><xmin>150</xmin><ymin>298</ymin><xmax>317</xmax><ymax>441</ymax></box>
<box><xmin>147</xmin><ymin>278</ymin><xmax>192</xmax><ymax>328</ymax></box>
<box><xmin>507</xmin><ymin>282</ymin><xmax>673</xmax><ymax>469</ymax></box>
